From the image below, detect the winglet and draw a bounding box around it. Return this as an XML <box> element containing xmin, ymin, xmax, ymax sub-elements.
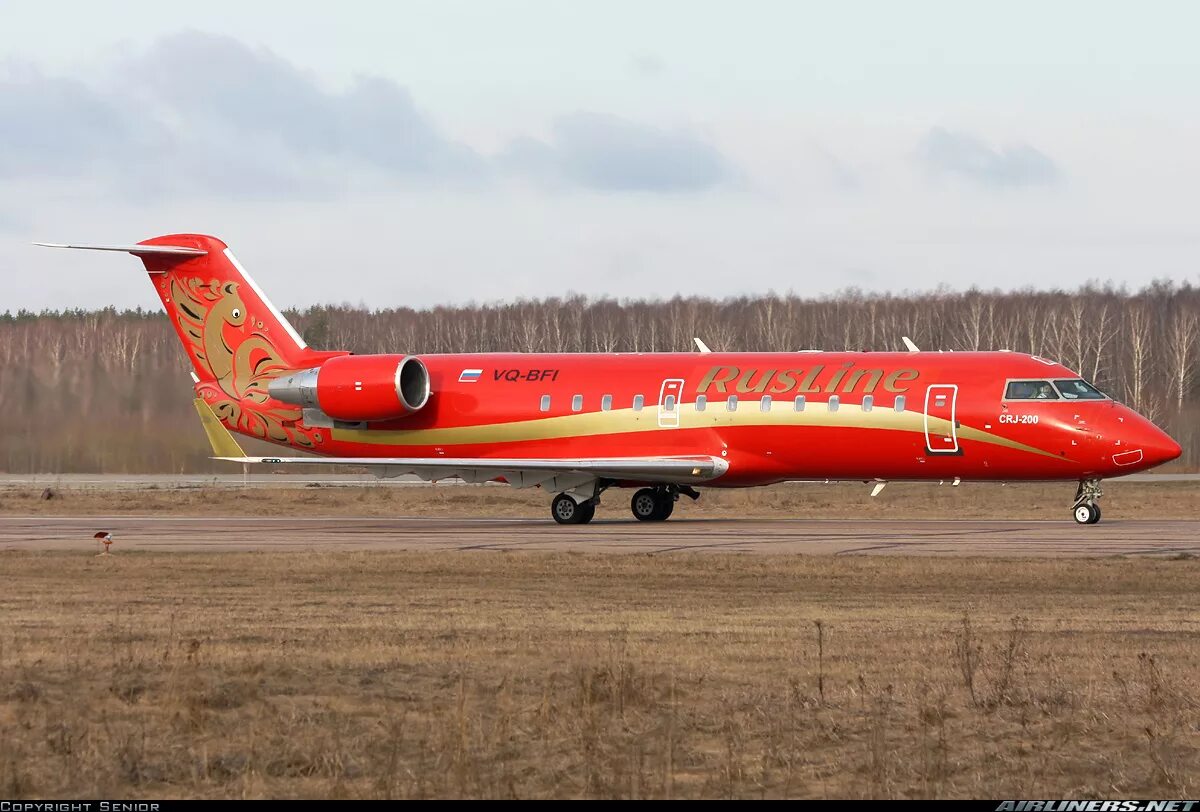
<box><xmin>193</xmin><ymin>398</ymin><xmax>246</xmax><ymax>457</ymax></box>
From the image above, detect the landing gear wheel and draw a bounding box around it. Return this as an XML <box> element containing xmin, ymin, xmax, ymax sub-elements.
<box><xmin>552</xmin><ymin>493</ymin><xmax>593</xmax><ymax>525</ymax></box>
<box><xmin>1073</xmin><ymin>479</ymin><xmax>1103</xmax><ymax>525</ymax></box>
<box><xmin>631</xmin><ymin>488</ymin><xmax>674</xmax><ymax>521</ymax></box>
<box><xmin>631</xmin><ymin>489</ymin><xmax>659</xmax><ymax>522</ymax></box>
<box><xmin>1073</xmin><ymin>503</ymin><xmax>1100</xmax><ymax>525</ymax></box>
<box><xmin>654</xmin><ymin>497</ymin><xmax>674</xmax><ymax>521</ymax></box>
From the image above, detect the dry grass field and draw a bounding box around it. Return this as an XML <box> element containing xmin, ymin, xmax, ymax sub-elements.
<box><xmin>1</xmin><ymin>479</ymin><xmax>1198</xmax><ymax>520</ymax></box>
<box><xmin>1</xmin><ymin>550</ymin><xmax>1198</xmax><ymax>799</ymax></box>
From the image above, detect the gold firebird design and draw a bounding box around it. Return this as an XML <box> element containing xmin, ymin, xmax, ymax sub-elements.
<box><xmin>168</xmin><ymin>276</ymin><xmax>315</xmax><ymax>448</ymax></box>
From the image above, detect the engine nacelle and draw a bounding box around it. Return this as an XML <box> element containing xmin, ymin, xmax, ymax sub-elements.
<box><xmin>269</xmin><ymin>354</ymin><xmax>431</xmax><ymax>422</ymax></box>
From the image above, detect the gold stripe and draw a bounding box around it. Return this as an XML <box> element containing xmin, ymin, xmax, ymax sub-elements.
<box><xmin>332</xmin><ymin>404</ymin><xmax>1063</xmax><ymax>461</ymax></box>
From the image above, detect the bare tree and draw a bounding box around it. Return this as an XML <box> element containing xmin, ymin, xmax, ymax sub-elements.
<box><xmin>1165</xmin><ymin>308</ymin><xmax>1198</xmax><ymax>411</ymax></box>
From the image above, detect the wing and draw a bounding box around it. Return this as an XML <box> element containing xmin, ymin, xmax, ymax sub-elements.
<box><xmin>193</xmin><ymin>397</ymin><xmax>728</xmax><ymax>490</ymax></box>
<box><xmin>215</xmin><ymin>453</ymin><xmax>728</xmax><ymax>490</ymax></box>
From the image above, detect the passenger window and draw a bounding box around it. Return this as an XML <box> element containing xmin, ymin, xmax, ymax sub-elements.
<box><xmin>696</xmin><ymin>395</ymin><xmax>707</xmax><ymax>412</ymax></box>
<box><xmin>1005</xmin><ymin>380</ymin><xmax>1059</xmax><ymax>400</ymax></box>
<box><xmin>794</xmin><ymin>396</ymin><xmax>805</xmax><ymax>412</ymax></box>
<box><xmin>828</xmin><ymin>396</ymin><xmax>840</xmax><ymax>412</ymax></box>
<box><xmin>539</xmin><ymin>395</ymin><xmax>551</xmax><ymax>412</ymax></box>
<box><xmin>726</xmin><ymin>395</ymin><xmax>738</xmax><ymax>411</ymax></box>
<box><xmin>894</xmin><ymin>395</ymin><xmax>906</xmax><ymax>413</ymax></box>
<box><xmin>601</xmin><ymin>394</ymin><xmax>612</xmax><ymax>411</ymax></box>
<box><xmin>633</xmin><ymin>394</ymin><xmax>644</xmax><ymax>412</ymax></box>
<box><xmin>862</xmin><ymin>395</ymin><xmax>873</xmax><ymax>412</ymax></box>
<box><xmin>760</xmin><ymin>395</ymin><xmax>772</xmax><ymax>412</ymax></box>
<box><xmin>663</xmin><ymin>394</ymin><xmax>676</xmax><ymax>410</ymax></box>
<box><xmin>572</xmin><ymin>394</ymin><xmax>583</xmax><ymax>412</ymax></box>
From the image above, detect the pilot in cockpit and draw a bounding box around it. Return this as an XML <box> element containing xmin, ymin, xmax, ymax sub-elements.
<box><xmin>1008</xmin><ymin>381</ymin><xmax>1035</xmax><ymax>399</ymax></box>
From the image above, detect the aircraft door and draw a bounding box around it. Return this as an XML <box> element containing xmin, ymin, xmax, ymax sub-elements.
<box><xmin>658</xmin><ymin>378</ymin><xmax>684</xmax><ymax>428</ymax></box>
<box><xmin>923</xmin><ymin>384</ymin><xmax>960</xmax><ymax>454</ymax></box>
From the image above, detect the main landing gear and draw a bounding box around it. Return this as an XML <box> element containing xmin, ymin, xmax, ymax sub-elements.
<box><xmin>631</xmin><ymin>485</ymin><xmax>700</xmax><ymax>522</ymax></box>
<box><xmin>550</xmin><ymin>484</ymin><xmax>700</xmax><ymax>524</ymax></box>
<box><xmin>631</xmin><ymin>488</ymin><xmax>673</xmax><ymax>521</ymax></box>
<box><xmin>1072</xmin><ymin>478</ymin><xmax>1103</xmax><ymax>525</ymax></box>
<box><xmin>551</xmin><ymin>492</ymin><xmax>596</xmax><ymax>525</ymax></box>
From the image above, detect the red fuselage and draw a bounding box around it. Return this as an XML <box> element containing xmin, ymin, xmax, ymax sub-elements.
<box><xmin>268</xmin><ymin>351</ymin><xmax>1180</xmax><ymax>486</ymax></box>
<box><xmin>45</xmin><ymin>233</ymin><xmax>1182</xmax><ymax>502</ymax></box>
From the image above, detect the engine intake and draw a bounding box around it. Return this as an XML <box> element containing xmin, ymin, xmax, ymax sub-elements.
<box><xmin>269</xmin><ymin>354</ymin><xmax>430</xmax><ymax>422</ymax></box>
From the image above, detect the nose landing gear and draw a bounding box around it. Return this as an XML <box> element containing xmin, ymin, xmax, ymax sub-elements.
<box><xmin>1072</xmin><ymin>479</ymin><xmax>1103</xmax><ymax>524</ymax></box>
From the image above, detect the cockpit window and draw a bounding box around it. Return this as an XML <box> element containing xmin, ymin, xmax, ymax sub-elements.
<box><xmin>1004</xmin><ymin>380</ymin><xmax>1059</xmax><ymax>400</ymax></box>
<box><xmin>1053</xmin><ymin>379</ymin><xmax>1107</xmax><ymax>400</ymax></box>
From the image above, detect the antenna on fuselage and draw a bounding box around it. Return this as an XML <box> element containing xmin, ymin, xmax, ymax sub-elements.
<box><xmin>901</xmin><ymin>336</ymin><xmax>920</xmax><ymax>352</ymax></box>
<box><xmin>694</xmin><ymin>337</ymin><xmax>712</xmax><ymax>353</ymax></box>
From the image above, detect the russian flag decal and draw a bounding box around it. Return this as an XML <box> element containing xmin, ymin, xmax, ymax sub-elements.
<box><xmin>459</xmin><ymin>368</ymin><xmax>483</xmax><ymax>383</ymax></box>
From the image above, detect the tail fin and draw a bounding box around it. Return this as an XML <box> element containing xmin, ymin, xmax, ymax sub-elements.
<box><xmin>39</xmin><ymin>234</ymin><xmax>343</xmax><ymax>398</ymax></box>
<box><xmin>39</xmin><ymin>235</ymin><xmax>345</xmax><ymax>452</ymax></box>
<box><xmin>138</xmin><ymin>234</ymin><xmax>316</xmax><ymax>386</ymax></box>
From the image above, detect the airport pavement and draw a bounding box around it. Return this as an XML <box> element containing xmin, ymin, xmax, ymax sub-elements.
<box><xmin>2</xmin><ymin>516</ymin><xmax>1197</xmax><ymax>557</ymax></box>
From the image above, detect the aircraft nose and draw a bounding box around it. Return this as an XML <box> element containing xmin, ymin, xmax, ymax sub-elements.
<box><xmin>1114</xmin><ymin>417</ymin><xmax>1182</xmax><ymax>471</ymax></box>
<box><xmin>1146</xmin><ymin>427</ymin><xmax>1183</xmax><ymax>467</ymax></box>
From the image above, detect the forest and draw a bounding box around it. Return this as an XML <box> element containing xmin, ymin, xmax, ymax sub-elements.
<box><xmin>1</xmin><ymin>281</ymin><xmax>1197</xmax><ymax>472</ymax></box>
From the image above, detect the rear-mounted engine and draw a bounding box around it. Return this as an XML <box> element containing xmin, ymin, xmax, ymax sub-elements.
<box><xmin>268</xmin><ymin>354</ymin><xmax>430</xmax><ymax>422</ymax></box>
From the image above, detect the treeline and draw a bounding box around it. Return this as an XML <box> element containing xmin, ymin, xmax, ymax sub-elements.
<box><xmin>1</xmin><ymin>282</ymin><xmax>1198</xmax><ymax>472</ymax></box>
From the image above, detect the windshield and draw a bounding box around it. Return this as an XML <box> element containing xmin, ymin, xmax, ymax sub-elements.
<box><xmin>1053</xmin><ymin>379</ymin><xmax>1107</xmax><ymax>400</ymax></box>
<box><xmin>1004</xmin><ymin>380</ymin><xmax>1059</xmax><ymax>400</ymax></box>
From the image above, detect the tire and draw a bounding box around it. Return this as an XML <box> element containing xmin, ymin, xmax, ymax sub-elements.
<box><xmin>552</xmin><ymin>493</ymin><xmax>583</xmax><ymax>525</ymax></box>
<box><xmin>1073</xmin><ymin>503</ymin><xmax>1099</xmax><ymax>525</ymax></box>
<box><xmin>576</xmin><ymin>501</ymin><xmax>596</xmax><ymax>524</ymax></box>
<box><xmin>631</xmin><ymin>488</ymin><xmax>659</xmax><ymax>521</ymax></box>
<box><xmin>653</xmin><ymin>496</ymin><xmax>675</xmax><ymax>521</ymax></box>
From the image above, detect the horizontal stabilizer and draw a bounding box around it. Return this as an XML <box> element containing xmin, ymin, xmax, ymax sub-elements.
<box><xmin>34</xmin><ymin>242</ymin><xmax>207</xmax><ymax>257</ymax></box>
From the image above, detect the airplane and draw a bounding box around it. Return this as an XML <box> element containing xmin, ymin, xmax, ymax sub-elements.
<box><xmin>39</xmin><ymin>234</ymin><xmax>1182</xmax><ymax>525</ymax></box>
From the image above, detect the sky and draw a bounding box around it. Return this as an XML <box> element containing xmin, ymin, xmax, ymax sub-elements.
<box><xmin>1</xmin><ymin>0</ymin><xmax>1198</xmax><ymax>312</ymax></box>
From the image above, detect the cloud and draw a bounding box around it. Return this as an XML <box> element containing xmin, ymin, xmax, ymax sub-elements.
<box><xmin>0</xmin><ymin>31</ymin><xmax>483</xmax><ymax>199</ymax></box>
<box><xmin>0</xmin><ymin>71</ymin><xmax>152</xmax><ymax>180</ymax></box>
<box><xmin>0</xmin><ymin>32</ymin><xmax>731</xmax><ymax>200</ymax></box>
<box><xmin>501</xmin><ymin>112</ymin><xmax>731</xmax><ymax>192</ymax></box>
<box><xmin>809</xmin><ymin>142</ymin><xmax>861</xmax><ymax>192</ymax></box>
<box><xmin>630</xmin><ymin>53</ymin><xmax>665</xmax><ymax>77</ymax></box>
<box><xmin>128</xmin><ymin>32</ymin><xmax>483</xmax><ymax>180</ymax></box>
<box><xmin>917</xmin><ymin>127</ymin><xmax>1059</xmax><ymax>187</ymax></box>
